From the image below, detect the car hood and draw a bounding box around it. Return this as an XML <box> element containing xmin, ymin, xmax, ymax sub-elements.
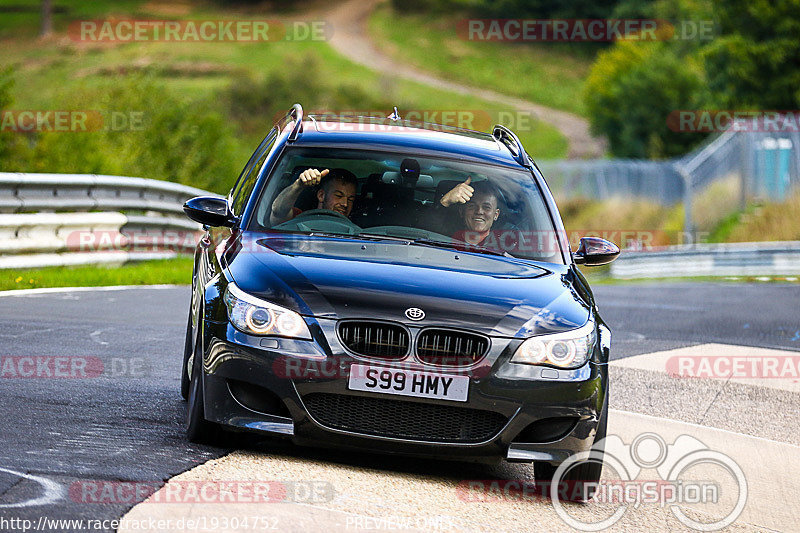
<box><xmin>227</xmin><ymin>233</ymin><xmax>590</xmax><ymax>337</ymax></box>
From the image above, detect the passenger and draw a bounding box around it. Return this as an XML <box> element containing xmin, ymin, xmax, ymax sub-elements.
<box><xmin>270</xmin><ymin>168</ymin><xmax>358</xmax><ymax>225</ymax></box>
<box><xmin>439</xmin><ymin>178</ymin><xmax>502</xmax><ymax>247</ymax></box>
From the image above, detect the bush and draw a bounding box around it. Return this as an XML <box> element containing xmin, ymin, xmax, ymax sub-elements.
<box><xmin>396</xmin><ymin>0</ymin><xmax>629</xmax><ymax>18</ymax></box>
<box><xmin>0</xmin><ymin>66</ymin><xmax>34</xmax><ymax>169</ymax></box>
<box><xmin>389</xmin><ymin>0</ymin><xmax>467</xmax><ymax>14</ymax></box>
<box><xmin>701</xmin><ymin>0</ymin><xmax>800</xmax><ymax>109</ymax></box>
<box><xmin>584</xmin><ymin>0</ymin><xmax>800</xmax><ymax>159</ymax></box>
<box><xmin>1</xmin><ymin>74</ymin><xmax>241</xmax><ymax>194</ymax></box>
<box><xmin>220</xmin><ymin>53</ymin><xmax>395</xmax><ymax>137</ymax></box>
<box><xmin>584</xmin><ymin>40</ymin><xmax>706</xmax><ymax>158</ymax></box>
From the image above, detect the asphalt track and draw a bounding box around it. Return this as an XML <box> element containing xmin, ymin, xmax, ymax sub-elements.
<box><xmin>0</xmin><ymin>283</ymin><xmax>798</xmax><ymax>532</ymax></box>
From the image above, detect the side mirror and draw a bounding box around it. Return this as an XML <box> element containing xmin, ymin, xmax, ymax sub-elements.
<box><xmin>573</xmin><ymin>237</ymin><xmax>620</xmax><ymax>266</ymax></box>
<box><xmin>183</xmin><ymin>196</ymin><xmax>236</xmax><ymax>228</ymax></box>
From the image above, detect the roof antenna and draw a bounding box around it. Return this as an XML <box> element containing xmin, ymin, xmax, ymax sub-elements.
<box><xmin>388</xmin><ymin>107</ymin><xmax>401</xmax><ymax>121</ymax></box>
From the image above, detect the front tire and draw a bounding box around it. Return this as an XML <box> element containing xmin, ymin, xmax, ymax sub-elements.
<box><xmin>535</xmin><ymin>392</ymin><xmax>608</xmax><ymax>501</ymax></box>
<box><xmin>180</xmin><ymin>310</ymin><xmax>192</xmax><ymax>400</ymax></box>
<box><xmin>185</xmin><ymin>330</ymin><xmax>221</xmax><ymax>444</ymax></box>
<box><xmin>181</xmin><ymin>274</ymin><xmax>199</xmax><ymax>400</ymax></box>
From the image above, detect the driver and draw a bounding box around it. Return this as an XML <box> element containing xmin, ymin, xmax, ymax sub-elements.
<box><xmin>270</xmin><ymin>168</ymin><xmax>358</xmax><ymax>225</ymax></box>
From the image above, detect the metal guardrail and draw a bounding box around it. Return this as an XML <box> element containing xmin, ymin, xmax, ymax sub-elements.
<box><xmin>538</xmin><ymin>160</ymin><xmax>685</xmax><ymax>204</ymax></box>
<box><xmin>3</xmin><ymin>173</ymin><xmax>793</xmax><ymax>278</ymax></box>
<box><xmin>0</xmin><ymin>172</ymin><xmax>210</xmax><ymax>215</ymax></box>
<box><xmin>610</xmin><ymin>242</ymin><xmax>800</xmax><ymax>279</ymax></box>
<box><xmin>540</xmin><ymin>121</ymin><xmax>800</xmax><ymax>235</ymax></box>
<box><xmin>0</xmin><ymin>173</ymin><xmax>214</xmax><ymax>269</ymax></box>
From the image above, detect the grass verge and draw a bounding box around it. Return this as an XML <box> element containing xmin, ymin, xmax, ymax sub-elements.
<box><xmin>725</xmin><ymin>193</ymin><xmax>800</xmax><ymax>242</ymax></box>
<box><xmin>2</xmin><ymin>0</ymin><xmax>569</xmax><ymax>177</ymax></box>
<box><xmin>1</xmin><ymin>256</ymin><xmax>193</xmax><ymax>291</ymax></box>
<box><xmin>368</xmin><ymin>3</ymin><xmax>593</xmax><ymax>116</ymax></box>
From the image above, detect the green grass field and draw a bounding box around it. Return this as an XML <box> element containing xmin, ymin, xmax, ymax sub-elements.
<box><xmin>0</xmin><ymin>256</ymin><xmax>193</xmax><ymax>291</ymax></box>
<box><xmin>1</xmin><ymin>0</ymin><xmax>568</xmax><ymax>161</ymax></box>
<box><xmin>368</xmin><ymin>4</ymin><xmax>594</xmax><ymax>116</ymax></box>
<box><xmin>2</xmin><ymin>0</ymin><xmax>792</xmax><ymax>288</ymax></box>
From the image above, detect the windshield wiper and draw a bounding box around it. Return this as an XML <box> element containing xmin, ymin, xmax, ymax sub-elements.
<box><xmin>356</xmin><ymin>233</ymin><xmax>413</xmax><ymax>243</ymax></box>
<box><xmin>407</xmin><ymin>238</ymin><xmax>514</xmax><ymax>258</ymax></box>
<box><xmin>305</xmin><ymin>231</ymin><xmax>514</xmax><ymax>259</ymax></box>
<box><xmin>307</xmin><ymin>231</ymin><xmax>357</xmax><ymax>239</ymax></box>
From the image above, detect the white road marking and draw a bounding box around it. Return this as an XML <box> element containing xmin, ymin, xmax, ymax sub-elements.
<box><xmin>89</xmin><ymin>329</ymin><xmax>109</xmax><ymax>346</ymax></box>
<box><xmin>0</xmin><ymin>467</ymin><xmax>64</xmax><ymax>508</ymax></box>
<box><xmin>611</xmin><ymin>343</ymin><xmax>800</xmax><ymax>393</ymax></box>
<box><xmin>0</xmin><ymin>284</ymin><xmax>182</xmax><ymax>297</ymax></box>
<box><xmin>117</xmin><ymin>408</ymin><xmax>800</xmax><ymax>532</ymax></box>
<box><xmin>608</xmin><ymin>409</ymin><xmax>800</xmax><ymax>532</ymax></box>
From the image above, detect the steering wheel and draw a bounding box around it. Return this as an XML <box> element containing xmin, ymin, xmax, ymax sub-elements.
<box><xmin>291</xmin><ymin>209</ymin><xmax>351</xmax><ymax>223</ymax></box>
<box><xmin>273</xmin><ymin>209</ymin><xmax>362</xmax><ymax>234</ymax></box>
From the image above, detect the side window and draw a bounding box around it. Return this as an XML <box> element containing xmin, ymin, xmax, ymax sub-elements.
<box><xmin>231</xmin><ymin>128</ymin><xmax>278</xmax><ymax>216</ymax></box>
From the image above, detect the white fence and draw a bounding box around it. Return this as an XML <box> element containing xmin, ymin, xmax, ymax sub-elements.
<box><xmin>3</xmin><ymin>172</ymin><xmax>794</xmax><ymax>278</ymax></box>
<box><xmin>611</xmin><ymin>242</ymin><xmax>800</xmax><ymax>279</ymax></box>
<box><xmin>540</xmin><ymin>121</ymin><xmax>800</xmax><ymax>234</ymax></box>
<box><xmin>0</xmin><ymin>173</ymin><xmax>213</xmax><ymax>269</ymax></box>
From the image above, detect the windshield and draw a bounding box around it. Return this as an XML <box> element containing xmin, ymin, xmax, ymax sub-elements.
<box><xmin>249</xmin><ymin>148</ymin><xmax>564</xmax><ymax>263</ymax></box>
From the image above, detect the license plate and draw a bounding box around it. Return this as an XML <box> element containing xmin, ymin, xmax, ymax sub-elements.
<box><xmin>348</xmin><ymin>364</ymin><xmax>469</xmax><ymax>402</ymax></box>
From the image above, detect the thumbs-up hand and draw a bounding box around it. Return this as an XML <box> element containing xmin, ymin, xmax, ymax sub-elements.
<box><xmin>296</xmin><ymin>168</ymin><xmax>329</xmax><ymax>188</ymax></box>
<box><xmin>440</xmin><ymin>177</ymin><xmax>473</xmax><ymax>207</ymax></box>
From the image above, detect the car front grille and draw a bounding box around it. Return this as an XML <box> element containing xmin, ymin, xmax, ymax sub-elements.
<box><xmin>416</xmin><ymin>329</ymin><xmax>489</xmax><ymax>366</ymax></box>
<box><xmin>338</xmin><ymin>321</ymin><xmax>409</xmax><ymax>359</ymax></box>
<box><xmin>302</xmin><ymin>393</ymin><xmax>507</xmax><ymax>443</ymax></box>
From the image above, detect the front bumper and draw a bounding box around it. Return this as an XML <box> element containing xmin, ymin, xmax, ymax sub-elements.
<box><xmin>200</xmin><ymin>318</ymin><xmax>608</xmax><ymax>463</ymax></box>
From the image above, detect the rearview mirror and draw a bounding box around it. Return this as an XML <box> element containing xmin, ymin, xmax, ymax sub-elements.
<box><xmin>183</xmin><ymin>196</ymin><xmax>236</xmax><ymax>227</ymax></box>
<box><xmin>573</xmin><ymin>237</ymin><xmax>620</xmax><ymax>266</ymax></box>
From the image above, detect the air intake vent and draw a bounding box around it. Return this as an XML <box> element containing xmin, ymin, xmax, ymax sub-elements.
<box><xmin>303</xmin><ymin>393</ymin><xmax>507</xmax><ymax>443</ymax></box>
<box><xmin>338</xmin><ymin>321</ymin><xmax>410</xmax><ymax>359</ymax></box>
<box><xmin>417</xmin><ymin>329</ymin><xmax>489</xmax><ymax>366</ymax></box>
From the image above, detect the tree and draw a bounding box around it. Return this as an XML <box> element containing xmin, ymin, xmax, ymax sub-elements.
<box><xmin>40</xmin><ymin>0</ymin><xmax>53</xmax><ymax>37</ymax></box>
<box><xmin>584</xmin><ymin>40</ymin><xmax>705</xmax><ymax>158</ymax></box>
<box><xmin>700</xmin><ymin>0</ymin><xmax>800</xmax><ymax>108</ymax></box>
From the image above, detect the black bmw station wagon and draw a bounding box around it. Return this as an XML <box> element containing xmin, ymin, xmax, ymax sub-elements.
<box><xmin>182</xmin><ymin>104</ymin><xmax>619</xmax><ymax>496</ymax></box>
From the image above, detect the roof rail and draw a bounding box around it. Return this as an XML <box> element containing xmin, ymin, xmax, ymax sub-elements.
<box><xmin>288</xmin><ymin>103</ymin><xmax>303</xmax><ymax>142</ymax></box>
<box><xmin>492</xmin><ymin>124</ymin><xmax>529</xmax><ymax>167</ymax></box>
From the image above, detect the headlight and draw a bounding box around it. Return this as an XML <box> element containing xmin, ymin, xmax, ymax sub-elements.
<box><xmin>224</xmin><ymin>283</ymin><xmax>311</xmax><ymax>339</ymax></box>
<box><xmin>510</xmin><ymin>319</ymin><xmax>596</xmax><ymax>369</ymax></box>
